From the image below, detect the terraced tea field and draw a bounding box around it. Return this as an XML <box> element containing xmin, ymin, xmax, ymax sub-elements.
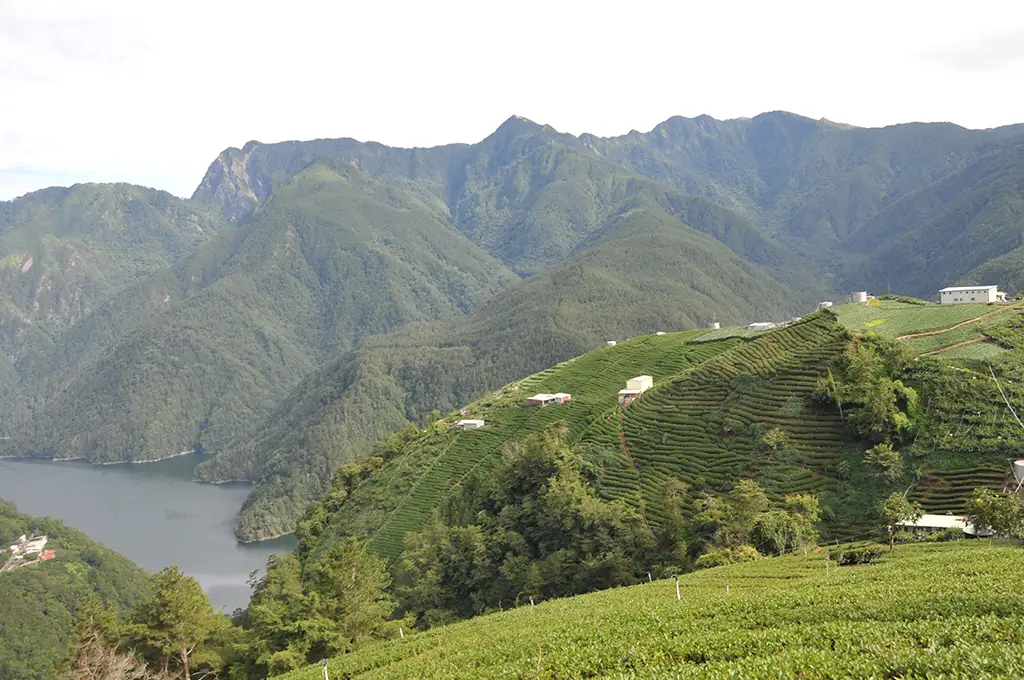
<box><xmin>313</xmin><ymin>307</ymin><xmax>1024</xmax><ymax>564</ymax></box>
<box><xmin>283</xmin><ymin>541</ymin><xmax>1024</xmax><ymax>680</ymax></box>
<box><xmin>326</xmin><ymin>331</ymin><xmax>744</xmax><ymax>558</ymax></box>
<box><xmin>614</xmin><ymin>314</ymin><xmax>850</xmax><ymax>523</ymax></box>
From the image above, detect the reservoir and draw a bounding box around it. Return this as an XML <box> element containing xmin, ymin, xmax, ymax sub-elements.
<box><xmin>0</xmin><ymin>454</ymin><xmax>296</xmax><ymax>612</ymax></box>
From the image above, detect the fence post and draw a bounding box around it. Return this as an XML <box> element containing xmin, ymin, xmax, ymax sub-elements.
<box><xmin>674</xmin><ymin>574</ymin><xmax>681</xmax><ymax>601</ymax></box>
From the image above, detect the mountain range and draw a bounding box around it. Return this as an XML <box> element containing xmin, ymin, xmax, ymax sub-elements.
<box><xmin>1</xmin><ymin>111</ymin><xmax>1023</xmax><ymax>540</ymax></box>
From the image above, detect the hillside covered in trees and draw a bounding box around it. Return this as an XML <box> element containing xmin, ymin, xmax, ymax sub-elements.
<box><xmin>2</xmin><ymin>112</ymin><xmax>1024</xmax><ymax>540</ymax></box>
<box><xmin>0</xmin><ymin>498</ymin><xmax>152</xmax><ymax>680</ymax></box>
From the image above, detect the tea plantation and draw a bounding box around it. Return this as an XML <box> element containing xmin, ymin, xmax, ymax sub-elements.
<box><xmin>309</xmin><ymin>306</ymin><xmax>1024</xmax><ymax>560</ymax></box>
<box><xmin>282</xmin><ymin>541</ymin><xmax>1024</xmax><ymax>679</ymax></box>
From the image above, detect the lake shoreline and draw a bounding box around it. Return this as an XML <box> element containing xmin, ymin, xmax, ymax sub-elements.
<box><xmin>0</xmin><ymin>450</ymin><xmax>199</xmax><ymax>465</ymax></box>
<box><xmin>0</xmin><ymin>456</ymin><xmax>297</xmax><ymax>611</ymax></box>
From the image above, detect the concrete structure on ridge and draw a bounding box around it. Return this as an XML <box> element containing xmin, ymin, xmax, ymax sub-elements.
<box><xmin>939</xmin><ymin>285</ymin><xmax>1005</xmax><ymax>304</ymax></box>
<box><xmin>852</xmin><ymin>291</ymin><xmax>868</xmax><ymax>303</ymax></box>
<box><xmin>747</xmin><ymin>322</ymin><xmax>776</xmax><ymax>331</ymax></box>
<box><xmin>526</xmin><ymin>393</ymin><xmax>571</xmax><ymax>406</ymax></box>
<box><xmin>606</xmin><ymin>340</ymin><xmax>617</xmax><ymax>347</ymax></box>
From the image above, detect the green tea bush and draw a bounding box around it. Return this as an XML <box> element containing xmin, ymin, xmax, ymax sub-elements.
<box><xmin>830</xmin><ymin>544</ymin><xmax>886</xmax><ymax>565</ymax></box>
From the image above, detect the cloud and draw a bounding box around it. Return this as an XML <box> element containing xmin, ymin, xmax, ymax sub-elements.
<box><xmin>922</xmin><ymin>31</ymin><xmax>1024</xmax><ymax>72</ymax></box>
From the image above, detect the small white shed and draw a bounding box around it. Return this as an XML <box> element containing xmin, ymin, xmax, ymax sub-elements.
<box><xmin>456</xmin><ymin>419</ymin><xmax>485</xmax><ymax>430</ymax></box>
<box><xmin>606</xmin><ymin>341</ymin><xmax>617</xmax><ymax>347</ymax></box>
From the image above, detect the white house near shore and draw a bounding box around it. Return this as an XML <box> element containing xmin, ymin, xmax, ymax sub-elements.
<box><xmin>939</xmin><ymin>285</ymin><xmax>1006</xmax><ymax>304</ymax></box>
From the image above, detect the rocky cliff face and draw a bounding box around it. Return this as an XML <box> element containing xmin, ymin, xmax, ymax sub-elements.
<box><xmin>190</xmin><ymin>144</ymin><xmax>262</xmax><ymax>223</ymax></box>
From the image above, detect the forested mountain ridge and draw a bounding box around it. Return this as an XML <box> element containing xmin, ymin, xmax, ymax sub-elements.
<box><xmin>0</xmin><ymin>184</ymin><xmax>223</xmax><ymax>388</ymax></box>
<box><xmin>3</xmin><ymin>162</ymin><xmax>516</xmax><ymax>463</ymax></box>
<box><xmin>195</xmin><ymin>112</ymin><xmax>1024</xmax><ymax>292</ymax></box>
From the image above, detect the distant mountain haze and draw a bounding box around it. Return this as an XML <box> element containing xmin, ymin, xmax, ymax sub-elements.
<box><xmin>1</xmin><ymin>110</ymin><xmax>1022</xmax><ymax>539</ymax></box>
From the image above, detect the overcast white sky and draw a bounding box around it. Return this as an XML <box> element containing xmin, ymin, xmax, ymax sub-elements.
<box><xmin>2</xmin><ymin>0</ymin><xmax>1024</xmax><ymax>201</ymax></box>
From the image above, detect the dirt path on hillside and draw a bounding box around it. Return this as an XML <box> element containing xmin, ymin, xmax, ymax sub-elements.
<box><xmin>921</xmin><ymin>336</ymin><xmax>986</xmax><ymax>357</ymax></box>
<box><xmin>895</xmin><ymin>306</ymin><xmax>1014</xmax><ymax>341</ymax></box>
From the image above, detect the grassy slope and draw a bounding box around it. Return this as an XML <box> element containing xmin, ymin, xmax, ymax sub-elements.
<box><xmin>283</xmin><ymin>541</ymin><xmax>1024</xmax><ymax>680</ymax></box>
<box><xmin>832</xmin><ymin>299</ymin><xmax>1019</xmax><ymax>356</ymax></box>
<box><xmin>0</xmin><ymin>497</ymin><xmax>152</xmax><ymax>680</ymax></box>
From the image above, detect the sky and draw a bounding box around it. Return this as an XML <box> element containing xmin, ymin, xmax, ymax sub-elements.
<box><xmin>2</xmin><ymin>0</ymin><xmax>1024</xmax><ymax>201</ymax></box>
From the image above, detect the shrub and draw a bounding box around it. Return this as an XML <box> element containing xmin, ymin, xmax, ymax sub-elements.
<box><xmin>693</xmin><ymin>545</ymin><xmax>762</xmax><ymax>570</ymax></box>
<box><xmin>829</xmin><ymin>544</ymin><xmax>886</xmax><ymax>566</ymax></box>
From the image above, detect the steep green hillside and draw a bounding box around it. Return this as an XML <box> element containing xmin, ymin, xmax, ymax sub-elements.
<box><xmin>302</xmin><ymin>306</ymin><xmax>1024</xmax><ymax>560</ymax></box>
<box><xmin>222</xmin><ymin>201</ymin><xmax>804</xmax><ymax>540</ymax></box>
<box><xmin>0</xmin><ymin>497</ymin><xmax>152</xmax><ymax>680</ymax></box>
<box><xmin>0</xmin><ymin>184</ymin><xmax>223</xmax><ymax>385</ymax></box>
<box><xmin>3</xmin><ymin>162</ymin><xmax>515</xmax><ymax>464</ymax></box>
<box><xmin>839</xmin><ymin>144</ymin><xmax>1024</xmax><ymax>297</ymax></box>
<box><xmin>283</xmin><ymin>541</ymin><xmax>1024</xmax><ymax>680</ymax></box>
<box><xmin>300</xmin><ymin>315</ymin><xmax>855</xmax><ymax>560</ymax></box>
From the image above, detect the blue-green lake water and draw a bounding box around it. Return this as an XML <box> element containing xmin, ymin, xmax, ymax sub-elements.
<box><xmin>0</xmin><ymin>454</ymin><xmax>296</xmax><ymax>612</ymax></box>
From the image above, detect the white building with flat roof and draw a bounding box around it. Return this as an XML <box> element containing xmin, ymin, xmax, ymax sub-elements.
<box><xmin>939</xmin><ymin>285</ymin><xmax>1005</xmax><ymax>304</ymax></box>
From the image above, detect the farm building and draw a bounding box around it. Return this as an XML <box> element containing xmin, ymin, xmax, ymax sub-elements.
<box><xmin>455</xmin><ymin>419</ymin><xmax>485</xmax><ymax>430</ymax></box>
<box><xmin>618</xmin><ymin>376</ymin><xmax>653</xmax><ymax>406</ymax></box>
<box><xmin>707</xmin><ymin>321</ymin><xmax>721</xmax><ymax>330</ymax></box>
<box><xmin>816</xmin><ymin>301</ymin><xmax>834</xmax><ymax>311</ymax></box>
<box><xmin>526</xmin><ymin>393</ymin><xmax>571</xmax><ymax>406</ymax></box>
<box><xmin>852</xmin><ymin>291</ymin><xmax>868</xmax><ymax>303</ymax></box>
<box><xmin>747</xmin><ymin>322</ymin><xmax>776</xmax><ymax>331</ymax></box>
<box><xmin>894</xmin><ymin>514</ymin><xmax>989</xmax><ymax>536</ymax></box>
<box><xmin>939</xmin><ymin>285</ymin><xmax>1006</xmax><ymax>304</ymax></box>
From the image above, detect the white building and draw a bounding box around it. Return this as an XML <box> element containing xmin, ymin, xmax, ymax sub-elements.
<box><xmin>895</xmin><ymin>514</ymin><xmax>989</xmax><ymax>536</ymax></box>
<box><xmin>852</xmin><ymin>291</ymin><xmax>868</xmax><ymax>303</ymax></box>
<box><xmin>605</xmin><ymin>340</ymin><xmax>617</xmax><ymax>347</ymax></box>
<box><xmin>618</xmin><ymin>376</ymin><xmax>653</xmax><ymax>405</ymax></box>
<box><xmin>707</xmin><ymin>321</ymin><xmax>721</xmax><ymax>330</ymax></box>
<box><xmin>526</xmin><ymin>393</ymin><xmax>571</xmax><ymax>406</ymax></box>
<box><xmin>455</xmin><ymin>419</ymin><xmax>485</xmax><ymax>430</ymax></box>
<box><xmin>816</xmin><ymin>301</ymin><xmax>834</xmax><ymax>311</ymax></box>
<box><xmin>747</xmin><ymin>322</ymin><xmax>776</xmax><ymax>331</ymax></box>
<box><xmin>939</xmin><ymin>285</ymin><xmax>1005</xmax><ymax>304</ymax></box>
